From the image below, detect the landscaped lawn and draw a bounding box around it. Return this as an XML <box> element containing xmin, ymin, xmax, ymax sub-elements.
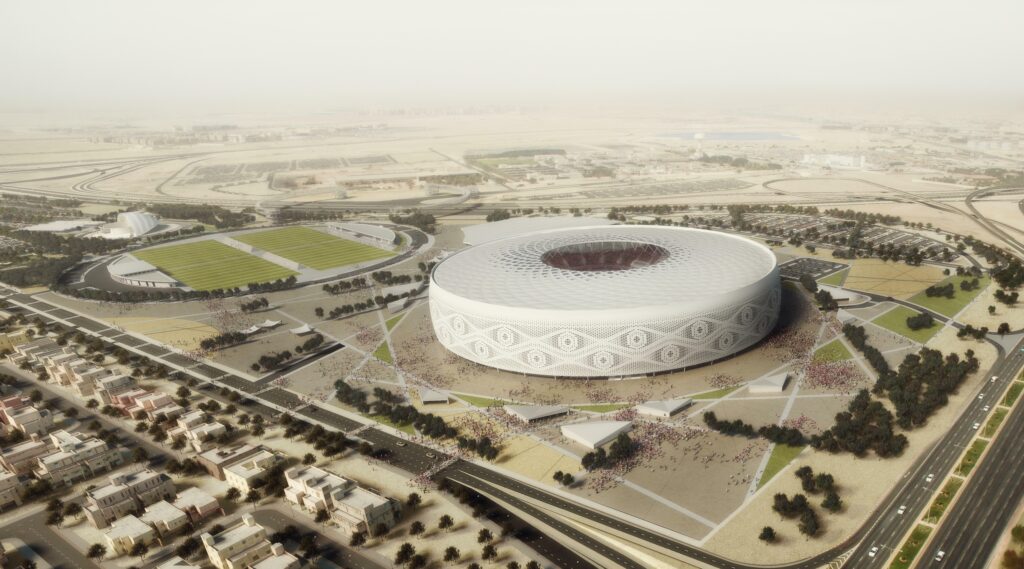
<box><xmin>818</xmin><ymin>268</ymin><xmax>848</xmax><ymax>286</ymax></box>
<box><xmin>372</xmin><ymin>342</ymin><xmax>393</xmax><ymax>364</ymax></box>
<box><xmin>453</xmin><ymin>393</ymin><xmax>508</xmax><ymax>407</ymax></box>
<box><xmin>134</xmin><ymin>240</ymin><xmax>297</xmax><ymax>291</ymax></box>
<box><xmin>908</xmin><ymin>275</ymin><xmax>990</xmax><ymax>318</ymax></box>
<box><xmin>890</xmin><ymin>524</ymin><xmax>932</xmax><ymax>569</ymax></box>
<box><xmin>983</xmin><ymin>408</ymin><xmax>1008</xmax><ymax>438</ymax></box>
<box><xmin>956</xmin><ymin>439</ymin><xmax>988</xmax><ymax>477</ymax></box>
<box><xmin>1004</xmin><ymin>382</ymin><xmax>1024</xmax><ymax>406</ymax></box>
<box><xmin>813</xmin><ymin>338</ymin><xmax>853</xmax><ymax>362</ymax></box>
<box><xmin>573</xmin><ymin>403</ymin><xmax>631</xmax><ymax>413</ymax></box>
<box><xmin>757</xmin><ymin>444</ymin><xmax>805</xmax><ymax>489</ymax></box>
<box><xmin>925</xmin><ymin>477</ymin><xmax>963</xmax><ymax>523</ymax></box>
<box><xmin>385</xmin><ymin>314</ymin><xmax>404</xmax><ymax>331</ymax></box>
<box><xmin>234</xmin><ymin>226</ymin><xmax>393</xmax><ymax>270</ymax></box>
<box><xmin>692</xmin><ymin>386</ymin><xmax>740</xmax><ymax>400</ymax></box>
<box><xmin>368</xmin><ymin>414</ymin><xmax>415</xmax><ymax>434</ymax></box>
<box><xmin>872</xmin><ymin>305</ymin><xmax>942</xmax><ymax>343</ymax></box>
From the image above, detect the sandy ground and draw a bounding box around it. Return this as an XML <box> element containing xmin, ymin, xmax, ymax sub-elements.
<box><xmin>842</xmin><ymin>259</ymin><xmax>945</xmax><ymax>299</ymax></box>
<box><xmin>703</xmin><ymin>325</ymin><xmax>998</xmax><ymax>563</ymax></box>
<box><xmin>956</xmin><ymin>283</ymin><xmax>1024</xmax><ymax>331</ymax></box>
<box><xmin>107</xmin><ymin>316</ymin><xmax>219</xmax><ymax>351</ymax></box>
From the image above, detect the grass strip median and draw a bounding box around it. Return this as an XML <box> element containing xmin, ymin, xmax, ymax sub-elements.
<box><xmin>956</xmin><ymin>439</ymin><xmax>988</xmax><ymax>477</ymax></box>
<box><xmin>924</xmin><ymin>477</ymin><xmax>964</xmax><ymax>523</ymax></box>
<box><xmin>889</xmin><ymin>524</ymin><xmax>932</xmax><ymax>569</ymax></box>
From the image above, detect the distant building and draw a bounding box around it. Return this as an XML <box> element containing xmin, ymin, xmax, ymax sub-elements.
<box><xmin>0</xmin><ymin>435</ymin><xmax>51</xmax><ymax>475</ymax></box>
<box><xmin>95</xmin><ymin>374</ymin><xmax>137</xmax><ymax>404</ymax></box>
<box><xmin>197</xmin><ymin>444</ymin><xmax>263</xmax><ymax>480</ymax></box>
<box><xmin>0</xmin><ymin>329</ymin><xmax>32</xmax><ymax>352</ymax></box>
<box><xmin>167</xmin><ymin>411</ymin><xmax>227</xmax><ymax>452</ymax></box>
<box><xmin>0</xmin><ymin>395</ymin><xmax>53</xmax><ymax>435</ymax></box>
<box><xmin>110</xmin><ymin>389</ymin><xmax>184</xmax><ymax>422</ymax></box>
<box><xmin>172</xmin><ymin>487</ymin><xmax>221</xmax><ymax>523</ymax></box>
<box><xmin>97</xmin><ymin>212</ymin><xmax>160</xmax><ymax>240</ymax></box>
<box><xmin>140</xmin><ymin>500</ymin><xmax>190</xmax><ymax>538</ymax></box>
<box><xmin>0</xmin><ymin>467</ymin><xmax>22</xmax><ymax>511</ymax></box>
<box><xmin>84</xmin><ymin>469</ymin><xmax>176</xmax><ymax>528</ymax></box>
<box><xmin>201</xmin><ymin>514</ymin><xmax>300</xmax><ymax>569</ymax></box>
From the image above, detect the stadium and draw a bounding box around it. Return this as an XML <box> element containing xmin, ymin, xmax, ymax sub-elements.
<box><xmin>429</xmin><ymin>225</ymin><xmax>781</xmax><ymax>378</ymax></box>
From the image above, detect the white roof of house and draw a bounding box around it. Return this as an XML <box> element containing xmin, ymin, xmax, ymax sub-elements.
<box><xmin>173</xmin><ymin>487</ymin><xmax>219</xmax><ymax>512</ymax></box>
<box><xmin>504</xmin><ymin>404</ymin><xmax>569</xmax><ymax>422</ymax></box>
<box><xmin>140</xmin><ymin>500</ymin><xmax>187</xmax><ymax>526</ymax></box>
<box><xmin>289</xmin><ymin>324</ymin><xmax>314</xmax><ymax>335</ymax></box>
<box><xmin>106</xmin><ymin>514</ymin><xmax>153</xmax><ymax>540</ymax></box>
<box><xmin>156</xmin><ymin>556</ymin><xmax>202</xmax><ymax>569</ymax></box>
<box><xmin>560</xmin><ymin>420</ymin><xmax>632</xmax><ymax>449</ymax></box>
<box><xmin>462</xmin><ymin>216</ymin><xmax>618</xmax><ymax>245</ymax></box>
<box><xmin>418</xmin><ymin>387</ymin><xmax>449</xmax><ymax>403</ymax></box>
<box><xmin>241</xmin><ymin>325</ymin><xmax>263</xmax><ymax>335</ymax></box>
<box><xmin>251</xmin><ymin>551</ymin><xmax>300</xmax><ymax>569</ymax></box>
<box><xmin>258</xmin><ymin>320</ymin><xmax>281</xmax><ymax>329</ymax></box>
<box><xmin>635</xmin><ymin>398</ymin><xmax>693</xmax><ymax>416</ymax></box>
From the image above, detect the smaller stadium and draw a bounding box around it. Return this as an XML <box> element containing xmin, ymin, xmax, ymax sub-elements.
<box><xmin>106</xmin><ymin>223</ymin><xmax>407</xmax><ymax>291</ymax></box>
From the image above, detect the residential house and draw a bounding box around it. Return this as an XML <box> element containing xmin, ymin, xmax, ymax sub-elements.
<box><xmin>283</xmin><ymin>465</ymin><xmax>400</xmax><ymax>535</ymax></box>
<box><xmin>33</xmin><ymin>430</ymin><xmax>123</xmax><ymax>486</ymax></box>
<box><xmin>0</xmin><ymin>467</ymin><xmax>22</xmax><ymax>510</ymax></box>
<box><xmin>196</xmin><ymin>444</ymin><xmax>262</xmax><ymax>480</ymax></box>
<box><xmin>84</xmin><ymin>469</ymin><xmax>176</xmax><ymax>528</ymax></box>
<box><xmin>95</xmin><ymin>374</ymin><xmax>137</xmax><ymax>404</ymax></box>
<box><xmin>105</xmin><ymin>514</ymin><xmax>156</xmax><ymax>556</ymax></box>
<box><xmin>0</xmin><ymin>395</ymin><xmax>53</xmax><ymax>435</ymax></box>
<box><xmin>201</xmin><ymin>514</ymin><xmax>299</xmax><ymax>569</ymax></box>
<box><xmin>0</xmin><ymin>435</ymin><xmax>51</xmax><ymax>475</ymax></box>
<box><xmin>140</xmin><ymin>500</ymin><xmax>190</xmax><ymax>538</ymax></box>
<box><xmin>172</xmin><ymin>487</ymin><xmax>221</xmax><ymax>523</ymax></box>
<box><xmin>224</xmin><ymin>450</ymin><xmax>279</xmax><ymax>494</ymax></box>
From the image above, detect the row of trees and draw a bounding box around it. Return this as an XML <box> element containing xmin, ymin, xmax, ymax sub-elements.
<box><xmin>252</xmin><ymin>350</ymin><xmax>293</xmax><ymax>371</ymax></box>
<box><xmin>322</xmin><ymin>276</ymin><xmax>369</xmax><ymax>295</ymax></box>
<box><xmin>199</xmin><ymin>331</ymin><xmax>248</xmax><ymax>352</ymax></box>
<box><xmin>581</xmin><ymin>433</ymin><xmax>638</xmax><ymax>471</ymax></box>
<box><xmin>240</xmin><ymin>297</ymin><xmax>269</xmax><ymax>312</ymax></box>
<box><xmin>703</xmin><ymin>411</ymin><xmax>808</xmax><ymax>446</ymax></box>
<box><xmin>905</xmin><ymin>311</ymin><xmax>935</xmax><ymax>331</ymax></box>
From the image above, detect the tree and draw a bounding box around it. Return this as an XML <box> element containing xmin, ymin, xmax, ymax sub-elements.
<box><xmin>349</xmin><ymin>532</ymin><xmax>367</xmax><ymax>548</ymax></box>
<box><xmin>407</xmin><ymin>492</ymin><xmax>422</xmax><ymax>508</ymax></box>
<box><xmin>409</xmin><ymin>554</ymin><xmax>428</xmax><ymax>569</ymax></box>
<box><xmin>63</xmin><ymin>501</ymin><xmax>82</xmax><ymax>518</ymax></box>
<box><xmin>132</xmin><ymin>447</ymin><xmax>149</xmax><ymax>463</ymax></box>
<box><xmin>65</xmin><ymin>407</ymin><xmax>78</xmax><ymax>418</ymax></box>
<box><xmin>989</xmin><ymin>305</ymin><xmax>997</xmax><ymax>315</ymax></box>
<box><xmin>998</xmin><ymin>322</ymin><xmax>1012</xmax><ymax>336</ymax></box>
<box><xmin>374</xmin><ymin>522</ymin><xmax>389</xmax><ymax>539</ymax></box>
<box><xmin>822</xmin><ymin>491</ymin><xmax>842</xmax><ymax>513</ymax></box>
<box><xmin>302</xmin><ymin>453</ymin><xmax>316</xmax><ymax>465</ymax></box>
<box><xmin>444</xmin><ymin>546</ymin><xmax>461</xmax><ymax>564</ymax></box>
<box><xmin>410</xmin><ymin>521</ymin><xmax>425</xmax><ymax>537</ymax></box>
<box><xmin>225</xmin><ymin>487</ymin><xmax>241</xmax><ymax>501</ymax></box>
<box><xmin>86</xmin><ymin>398</ymin><xmax>99</xmax><ymax>408</ymax></box>
<box><xmin>87</xmin><ymin>543</ymin><xmax>107</xmax><ymax>559</ymax></box>
<box><xmin>468</xmin><ymin>564</ymin><xmax>482</xmax><ymax>569</ymax></box>
<box><xmin>526</xmin><ymin>562</ymin><xmax>541</xmax><ymax>569</ymax></box>
<box><xmin>29</xmin><ymin>389</ymin><xmax>42</xmax><ymax>402</ymax></box>
<box><xmin>1013</xmin><ymin>525</ymin><xmax>1024</xmax><ymax>544</ymax></box>
<box><xmin>46</xmin><ymin>498</ymin><xmax>63</xmax><ymax>512</ymax></box>
<box><xmin>176</xmin><ymin>536</ymin><xmax>200</xmax><ymax>559</ymax></box>
<box><xmin>177</xmin><ymin>386</ymin><xmax>191</xmax><ymax>399</ymax></box>
<box><xmin>395</xmin><ymin>542</ymin><xmax>416</xmax><ymax>565</ymax></box>
<box><xmin>798</xmin><ymin>510</ymin><xmax>820</xmax><ymax>537</ymax></box>
<box><xmin>130</xmin><ymin>541</ymin><xmax>149</xmax><ymax>560</ymax></box>
<box><xmin>314</xmin><ymin>509</ymin><xmax>330</xmax><ymax>524</ymax></box>
<box><xmin>438</xmin><ymin>514</ymin><xmax>454</xmax><ymax>532</ymax></box>
<box><xmin>46</xmin><ymin>511</ymin><xmax>64</xmax><ymax>526</ymax></box>
<box><xmin>759</xmin><ymin>526</ymin><xmax>776</xmax><ymax>543</ymax></box>
<box><xmin>251</xmin><ymin>424</ymin><xmax>265</xmax><ymax>439</ymax></box>
<box><xmin>482</xmin><ymin>544</ymin><xmax>498</xmax><ymax>561</ymax></box>
<box><xmin>246</xmin><ymin>489</ymin><xmax>261</xmax><ymax>505</ymax></box>
<box><xmin>506</xmin><ymin>562</ymin><xmax>520</xmax><ymax>569</ymax></box>
<box><xmin>478</xmin><ymin>528</ymin><xmax>494</xmax><ymax>543</ymax></box>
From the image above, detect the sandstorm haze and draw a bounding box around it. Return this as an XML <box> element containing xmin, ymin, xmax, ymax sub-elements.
<box><xmin>2</xmin><ymin>0</ymin><xmax>1024</xmax><ymax>120</ymax></box>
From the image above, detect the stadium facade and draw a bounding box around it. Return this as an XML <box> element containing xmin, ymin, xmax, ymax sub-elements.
<box><xmin>429</xmin><ymin>225</ymin><xmax>780</xmax><ymax>378</ymax></box>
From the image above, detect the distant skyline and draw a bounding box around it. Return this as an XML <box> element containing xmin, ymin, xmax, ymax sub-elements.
<box><xmin>2</xmin><ymin>0</ymin><xmax>1023</xmax><ymax>116</ymax></box>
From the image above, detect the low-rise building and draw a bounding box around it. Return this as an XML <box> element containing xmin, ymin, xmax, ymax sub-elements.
<box><xmin>0</xmin><ymin>466</ymin><xmax>22</xmax><ymax>511</ymax></box>
<box><xmin>0</xmin><ymin>435</ymin><xmax>51</xmax><ymax>475</ymax></box>
<box><xmin>224</xmin><ymin>450</ymin><xmax>279</xmax><ymax>493</ymax></box>
<box><xmin>140</xmin><ymin>499</ymin><xmax>190</xmax><ymax>537</ymax></box>
<box><xmin>84</xmin><ymin>469</ymin><xmax>176</xmax><ymax>528</ymax></box>
<box><xmin>8</xmin><ymin>338</ymin><xmax>67</xmax><ymax>367</ymax></box>
<box><xmin>172</xmin><ymin>487</ymin><xmax>220</xmax><ymax>522</ymax></box>
<box><xmin>34</xmin><ymin>430</ymin><xmax>122</xmax><ymax>486</ymax></box>
<box><xmin>105</xmin><ymin>514</ymin><xmax>156</xmax><ymax>556</ymax></box>
<box><xmin>0</xmin><ymin>395</ymin><xmax>53</xmax><ymax>435</ymax></box>
<box><xmin>201</xmin><ymin>514</ymin><xmax>299</xmax><ymax>569</ymax></box>
<box><xmin>45</xmin><ymin>358</ymin><xmax>111</xmax><ymax>397</ymax></box>
<box><xmin>156</xmin><ymin>556</ymin><xmax>203</xmax><ymax>569</ymax></box>
<box><xmin>197</xmin><ymin>444</ymin><xmax>262</xmax><ymax>480</ymax></box>
<box><xmin>123</xmin><ymin>391</ymin><xmax>184</xmax><ymax>422</ymax></box>
<box><xmin>168</xmin><ymin>411</ymin><xmax>227</xmax><ymax>452</ymax></box>
<box><xmin>95</xmin><ymin>374</ymin><xmax>137</xmax><ymax>404</ymax></box>
<box><xmin>0</xmin><ymin>329</ymin><xmax>32</xmax><ymax>352</ymax></box>
<box><xmin>283</xmin><ymin>465</ymin><xmax>400</xmax><ymax>535</ymax></box>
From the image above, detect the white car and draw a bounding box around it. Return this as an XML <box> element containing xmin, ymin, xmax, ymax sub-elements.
<box><xmin>868</xmin><ymin>546</ymin><xmax>879</xmax><ymax>558</ymax></box>
<box><xmin>935</xmin><ymin>550</ymin><xmax>945</xmax><ymax>562</ymax></box>
<box><xmin>972</xmin><ymin>422</ymin><xmax>981</xmax><ymax>430</ymax></box>
<box><xmin>926</xmin><ymin>474</ymin><xmax>935</xmax><ymax>483</ymax></box>
<box><xmin>983</xmin><ymin>405</ymin><xmax>991</xmax><ymax>412</ymax></box>
<box><xmin>979</xmin><ymin>394</ymin><xmax>985</xmax><ymax>399</ymax></box>
<box><xmin>897</xmin><ymin>505</ymin><xmax>907</xmax><ymax>515</ymax></box>
<box><xmin>992</xmin><ymin>376</ymin><xmax>999</xmax><ymax>382</ymax></box>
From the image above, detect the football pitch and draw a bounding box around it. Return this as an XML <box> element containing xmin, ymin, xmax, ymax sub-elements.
<box><xmin>134</xmin><ymin>241</ymin><xmax>298</xmax><ymax>291</ymax></box>
<box><xmin>234</xmin><ymin>226</ymin><xmax>394</xmax><ymax>270</ymax></box>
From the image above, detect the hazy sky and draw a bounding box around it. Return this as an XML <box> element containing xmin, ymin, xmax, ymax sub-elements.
<box><xmin>2</xmin><ymin>0</ymin><xmax>1023</xmax><ymax>114</ymax></box>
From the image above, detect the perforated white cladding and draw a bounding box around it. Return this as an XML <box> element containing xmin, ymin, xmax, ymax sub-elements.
<box><xmin>432</xmin><ymin>226</ymin><xmax>777</xmax><ymax>310</ymax></box>
<box><xmin>429</xmin><ymin>226</ymin><xmax>781</xmax><ymax>377</ymax></box>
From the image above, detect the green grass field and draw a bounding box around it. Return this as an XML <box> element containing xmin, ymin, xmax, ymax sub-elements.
<box><xmin>872</xmin><ymin>306</ymin><xmax>942</xmax><ymax>343</ymax></box>
<box><xmin>908</xmin><ymin>275</ymin><xmax>990</xmax><ymax>317</ymax></box>
<box><xmin>372</xmin><ymin>342</ymin><xmax>393</xmax><ymax>364</ymax></box>
<box><xmin>1005</xmin><ymin>382</ymin><xmax>1024</xmax><ymax>406</ymax></box>
<box><xmin>925</xmin><ymin>477</ymin><xmax>963</xmax><ymax>523</ymax></box>
<box><xmin>890</xmin><ymin>525</ymin><xmax>932</xmax><ymax>569</ymax></box>
<box><xmin>983</xmin><ymin>408</ymin><xmax>1008</xmax><ymax>438</ymax></box>
<box><xmin>573</xmin><ymin>403</ymin><xmax>631</xmax><ymax>413</ymax></box>
<box><xmin>757</xmin><ymin>444</ymin><xmax>805</xmax><ymax>489</ymax></box>
<box><xmin>818</xmin><ymin>268</ymin><xmax>848</xmax><ymax>287</ymax></box>
<box><xmin>453</xmin><ymin>393</ymin><xmax>508</xmax><ymax>407</ymax></box>
<box><xmin>813</xmin><ymin>339</ymin><xmax>853</xmax><ymax>362</ymax></box>
<box><xmin>693</xmin><ymin>386</ymin><xmax>740</xmax><ymax>400</ymax></box>
<box><xmin>235</xmin><ymin>226</ymin><xmax>393</xmax><ymax>270</ymax></box>
<box><xmin>134</xmin><ymin>240</ymin><xmax>298</xmax><ymax>291</ymax></box>
<box><xmin>957</xmin><ymin>439</ymin><xmax>988</xmax><ymax>476</ymax></box>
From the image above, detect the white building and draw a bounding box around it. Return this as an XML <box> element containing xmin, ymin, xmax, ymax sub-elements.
<box><xmin>105</xmin><ymin>514</ymin><xmax>156</xmax><ymax>556</ymax></box>
<box><xmin>84</xmin><ymin>469</ymin><xmax>176</xmax><ymax>528</ymax></box>
<box><xmin>34</xmin><ymin>430</ymin><xmax>123</xmax><ymax>486</ymax></box>
<box><xmin>0</xmin><ymin>396</ymin><xmax>53</xmax><ymax>435</ymax></box>
<box><xmin>201</xmin><ymin>514</ymin><xmax>299</xmax><ymax>569</ymax></box>
<box><xmin>0</xmin><ymin>467</ymin><xmax>22</xmax><ymax>511</ymax></box>
<box><xmin>140</xmin><ymin>500</ymin><xmax>190</xmax><ymax>537</ymax></box>
<box><xmin>503</xmin><ymin>404</ymin><xmax>569</xmax><ymax>423</ymax></box>
<box><xmin>98</xmin><ymin>212</ymin><xmax>160</xmax><ymax>240</ymax></box>
<box><xmin>224</xmin><ymin>449</ymin><xmax>279</xmax><ymax>493</ymax></box>
<box><xmin>283</xmin><ymin>465</ymin><xmax>400</xmax><ymax>535</ymax></box>
<box><xmin>560</xmin><ymin>421</ymin><xmax>633</xmax><ymax>450</ymax></box>
<box><xmin>748</xmin><ymin>372</ymin><xmax>789</xmax><ymax>394</ymax></box>
<box><xmin>634</xmin><ymin>399</ymin><xmax>693</xmax><ymax>418</ymax></box>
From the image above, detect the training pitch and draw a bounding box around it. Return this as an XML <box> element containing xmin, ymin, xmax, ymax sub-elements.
<box><xmin>234</xmin><ymin>226</ymin><xmax>394</xmax><ymax>270</ymax></box>
<box><xmin>134</xmin><ymin>240</ymin><xmax>297</xmax><ymax>291</ymax></box>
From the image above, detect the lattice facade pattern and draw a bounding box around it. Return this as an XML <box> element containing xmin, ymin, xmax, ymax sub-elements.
<box><xmin>429</xmin><ymin>226</ymin><xmax>781</xmax><ymax>377</ymax></box>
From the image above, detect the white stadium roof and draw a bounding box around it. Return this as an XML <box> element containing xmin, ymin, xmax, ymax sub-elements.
<box><xmin>434</xmin><ymin>226</ymin><xmax>777</xmax><ymax>313</ymax></box>
<box><xmin>560</xmin><ymin>420</ymin><xmax>632</xmax><ymax>449</ymax></box>
<box><xmin>462</xmin><ymin>216</ymin><xmax>617</xmax><ymax>246</ymax></box>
